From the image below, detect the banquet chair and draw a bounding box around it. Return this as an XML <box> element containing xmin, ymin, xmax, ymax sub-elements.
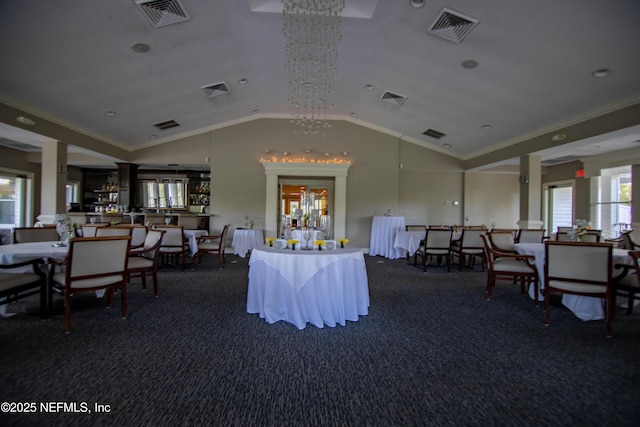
<box><xmin>621</xmin><ymin>229</ymin><xmax>640</xmax><ymax>250</ymax></box>
<box><xmin>406</xmin><ymin>225</ymin><xmax>427</xmax><ymax>232</ymax></box>
<box><xmin>487</xmin><ymin>231</ymin><xmax>517</xmax><ymax>253</ymax></box>
<box><xmin>154</xmin><ymin>225</ymin><xmax>189</xmax><ymax>271</ymax></box>
<box><xmin>192</xmin><ymin>224</ymin><xmax>230</xmax><ymax>270</ymax></box>
<box><xmin>490</xmin><ymin>228</ymin><xmax>518</xmax><ymax>239</ymax></box>
<box><xmin>127</xmin><ymin>229</ymin><xmax>165</xmax><ymax>297</ymax></box>
<box><xmin>50</xmin><ymin>236</ymin><xmax>131</xmax><ymax>333</ymax></box>
<box><xmin>481</xmin><ymin>234</ymin><xmax>538</xmax><ymax>303</ymax></box>
<box><xmin>451</xmin><ymin>229</ymin><xmax>486</xmax><ymax>271</ymax></box>
<box><xmin>96</xmin><ymin>226</ymin><xmax>134</xmax><ymax>238</ymax></box>
<box><xmin>544</xmin><ymin>241</ymin><xmax>614</xmax><ymax>337</ymax></box>
<box><xmin>80</xmin><ymin>224</ymin><xmax>109</xmax><ymax>237</ymax></box>
<box><xmin>557</xmin><ymin>226</ymin><xmax>573</xmax><ymax>233</ymax></box>
<box><xmin>516</xmin><ymin>229</ymin><xmax>546</xmax><ymax>243</ymax></box>
<box><xmin>556</xmin><ymin>231</ymin><xmax>601</xmax><ymax>242</ymax></box>
<box><xmin>613</xmin><ymin>250</ymin><xmax>640</xmax><ymax>315</ymax></box>
<box><xmin>13</xmin><ymin>227</ymin><xmax>59</xmax><ymax>243</ymax></box>
<box><xmin>413</xmin><ymin>228</ymin><xmax>453</xmax><ymax>272</ymax></box>
<box><xmin>122</xmin><ymin>225</ymin><xmax>148</xmax><ymax>250</ymax></box>
<box><xmin>0</xmin><ymin>259</ymin><xmax>47</xmax><ymax>319</ymax></box>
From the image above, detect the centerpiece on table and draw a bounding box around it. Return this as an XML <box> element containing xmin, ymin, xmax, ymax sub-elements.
<box><xmin>338</xmin><ymin>238</ymin><xmax>349</xmax><ymax>248</ymax></box>
<box><xmin>265</xmin><ymin>237</ymin><xmax>276</xmax><ymax>247</ymax></box>
<box><xmin>287</xmin><ymin>239</ymin><xmax>299</xmax><ymax>250</ymax></box>
<box><xmin>314</xmin><ymin>240</ymin><xmax>325</xmax><ymax>251</ymax></box>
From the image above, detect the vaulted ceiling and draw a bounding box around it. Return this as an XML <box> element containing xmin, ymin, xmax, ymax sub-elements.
<box><xmin>1</xmin><ymin>0</ymin><xmax>639</xmax><ymax>169</ymax></box>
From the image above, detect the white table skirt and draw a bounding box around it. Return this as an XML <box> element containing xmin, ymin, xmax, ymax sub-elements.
<box><xmin>514</xmin><ymin>242</ymin><xmax>631</xmax><ymax>321</ymax></box>
<box><xmin>232</xmin><ymin>229</ymin><xmax>264</xmax><ymax>258</ymax></box>
<box><xmin>393</xmin><ymin>230</ymin><xmax>425</xmax><ymax>257</ymax></box>
<box><xmin>247</xmin><ymin>247</ymin><xmax>369</xmax><ymax>329</ymax></box>
<box><xmin>183</xmin><ymin>229</ymin><xmax>207</xmax><ymax>256</ymax></box>
<box><xmin>369</xmin><ymin>216</ymin><xmax>406</xmax><ymax>259</ymax></box>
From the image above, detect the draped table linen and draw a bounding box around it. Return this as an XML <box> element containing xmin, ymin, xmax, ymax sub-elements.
<box><xmin>369</xmin><ymin>216</ymin><xmax>406</xmax><ymax>259</ymax></box>
<box><xmin>393</xmin><ymin>230</ymin><xmax>426</xmax><ymax>257</ymax></box>
<box><xmin>232</xmin><ymin>229</ymin><xmax>264</xmax><ymax>258</ymax></box>
<box><xmin>247</xmin><ymin>247</ymin><xmax>369</xmax><ymax>329</ymax></box>
<box><xmin>183</xmin><ymin>229</ymin><xmax>207</xmax><ymax>256</ymax></box>
<box><xmin>514</xmin><ymin>242</ymin><xmax>631</xmax><ymax>321</ymax></box>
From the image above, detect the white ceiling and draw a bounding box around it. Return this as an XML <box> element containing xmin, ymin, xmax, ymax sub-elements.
<box><xmin>1</xmin><ymin>0</ymin><xmax>640</xmax><ymax>169</ymax></box>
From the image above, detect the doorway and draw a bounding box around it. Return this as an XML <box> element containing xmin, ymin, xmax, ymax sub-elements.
<box><xmin>544</xmin><ymin>182</ymin><xmax>574</xmax><ymax>235</ymax></box>
<box><xmin>278</xmin><ymin>179</ymin><xmax>334</xmax><ymax>238</ymax></box>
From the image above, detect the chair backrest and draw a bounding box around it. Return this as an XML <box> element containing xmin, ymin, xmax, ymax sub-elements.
<box><xmin>487</xmin><ymin>231</ymin><xmax>515</xmax><ymax>252</ymax></box>
<box><xmin>96</xmin><ymin>226</ymin><xmax>133</xmax><ymax>237</ymax></box>
<box><xmin>517</xmin><ymin>229</ymin><xmax>545</xmax><ymax>243</ymax></box>
<box><xmin>405</xmin><ymin>225</ymin><xmax>426</xmax><ymax>232</ymax></box>
<box><xmin>126</xmin><ymin>225</ymin><xmax>148</xmax><ymax>247</ymax></box>
<box><xmin>154</xmin><ymin>225</ymin><xmax>184</xmax><ymax>248</ymax></box>
<box><xmin>424</xmin><ymin>228</ymin><xmax>452</xmax><ymax>249</ymax></box>
<box><xmin>556</xmin><ymin>231</ymin><xmax>600</xmax><ymax>242</ymax></box>
<box><xmin>66</xmin><ymin>236</ymin><xmax>131</xmax><ymax>285</ymax></box>
<box><xmin>545</xmin><ymin>241</ymin><xmax>612</xmax><ymax>284</ymax></box>
<box><xmin>219</xmin><ymin>224</ymin><xmax>231</xmax><ymax>248</ymax></box>
<box><xmin>460</xmin><ymin>229</ymin><xmax>486</xmax><ymax>248</ymax></box>
<box><xmin>81</xmin><ymin>224</ymin><xmax>109</xmax><ymax>237</ymax></box>
<box><xmin>491</xmin><ymin>228</ymin><xmax>518</xmax><ymax>238</ymax></box>
<box><xmin>621</xmin><ymin>229</ymin><xmax>640</xmax><ymax>249</ymax></box>
<box><xmin>428</xmin><ymin>225</ymin><xmax>450</xmax><ymax>229</ymax></box>
<box><xmin>141</xmin><ymin>229</ymin><xmax>165</xmax><ymax>260</ymax></box>
<box><xmin>557</xmin><ymin>226</ymin><xmax>573</xmax><ymax>233</ymax></box>
<box><xmin>13</xmin><ymin>227</ymin><xmax>59</xmax><ymax>243</ymax></box>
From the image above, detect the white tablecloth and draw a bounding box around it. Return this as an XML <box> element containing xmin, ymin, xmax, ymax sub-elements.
<box><xmin>183</xmin><ymin>229</ymin><xmax>207</xmax><ymax>256</ymax></box>
<box><xmin>369</xmin><ymin>216</ymin><xmax>406</xmax><ymax>259</ymax></box>
<box><xmin>514</xmin><ymin>242</ymin><xmax>631</xmax><ymax>321</ymax></box>
<box><xmin>393</xmin><ymin>230</ymin><xmax>425</xmax><ymax>257</ymax></box>
<box><xmin>247</xmin><ymin>247</ymin><xmax>369</xmax><ymax>329</ymax></box>
<box><xmin>232</xmin><ymin>229</ymin><xmax>264</xmax><ymax>258</ymax></box>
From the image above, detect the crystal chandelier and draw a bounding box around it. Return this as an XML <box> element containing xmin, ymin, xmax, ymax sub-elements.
<box><xmin>282</xmin><ymin>0</ymin><xmax>345</xmax><ymax>139</ymax></box>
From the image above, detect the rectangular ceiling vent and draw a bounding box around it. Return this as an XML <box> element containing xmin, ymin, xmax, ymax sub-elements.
<box><xmin>201</xmin><ymin>82</ymin><xmax>231</xmax><ymax>98</ymax></box>
<box><xmin>135</xmin><ymin>0</ymin><xmax>190</xmax><ymax>28</ymax></box>
<box><xmin>428</xmin><ymin>7</ymin><xmax>479</xmax><ymax>43</ymax></box>
<box><xmin>153</xmin><ymin>119</ymin><xmax>180</xmax><ymax>130</ymax></box>
<box><xmin>380</xmin><ymin>90</ymin><xmax>408</xmax><ymax>107</ymax></box>
<box><xmin>423</xmin><ymin>128</ymin><xmax>446</xmax><ymax>139</ymax></box>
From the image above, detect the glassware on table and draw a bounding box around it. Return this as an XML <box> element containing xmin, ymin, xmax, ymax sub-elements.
<box><xmin>165</xmin><ymin>217</ymin><xmax>172</xmax><ymax>225</ymax></box>
<box><xmin>303</xmin><ymin>230</ymin><xmax>311</xmax><ymax>250</ymax></box>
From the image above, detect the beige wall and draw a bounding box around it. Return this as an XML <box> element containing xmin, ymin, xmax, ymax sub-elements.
<box><xmin>464</xmin><ymin>172</ymin><xmax>520</xmax><ymax>228</ymax></box>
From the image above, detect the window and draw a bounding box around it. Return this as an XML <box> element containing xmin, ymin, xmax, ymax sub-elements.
<box><xmin>590</xmin><ymin>166</ymin><xmax>631</xmax><ymax>239</ymax></box>
<box><xmin>0</xmin><ymin>173</ymin><xmax>31</xmax><ymax>228</ymax></box>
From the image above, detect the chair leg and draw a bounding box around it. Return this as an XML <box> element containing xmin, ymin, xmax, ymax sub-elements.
<box><xmin>120</xmin><ymin>285</ymin><xmax>128</xmax><ymax>320</ymax></box>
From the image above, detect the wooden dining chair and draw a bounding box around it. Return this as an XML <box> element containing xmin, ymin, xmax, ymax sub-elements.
<box><xmin>50</xmin><ymin>236</ymin><xmax>131</xmax><ymax>333</ymax></box>
<box><xmin>96</xmin><ymin>226</ymin><xmax>134</xmax><ymax>237</ymax></box>
<box><xmin>516</xmin><ymin>229</ymin><xmax>546</xmax><ymax>243</ymax></box>
<box><xmin>192</xmin><ymin>224</ymin><xmax>231</xmax><ymax>270</ymax></box>
<box><xmin>127</xmin><ymin>229</ymin><xmax>165</xmax><ymax>297</ymax></box>
<box><xmin>613</xmin><ymin>250</ymin><xmax>640</xmax><ymax>315</ymax></box>
<box><xmin>154</xmin><ymin>225</ymin><xmax>189</xmax><ymax>271</ymax></box>
<box><xmin>0</xmin><ymin>259</ymin><xmax>47</xmax><ymax>319</ymax></box>
<box><xmin>413</xmin><ymin>228</ymin><xmax>453</xmax><ymax>272</ymax></box>
<box><xmin>482</xmin><ymin>234</ymin><xmax>538</xmax><ymax>303</ymax></box>
<box><xmin>544</xmin><ymin>241</ymin><xmax>614</xmax><ymax>337</ymax></box>
<box><xmin>13</xmin><ymin>227</ymin><xmax>59</xmax><ymax>243</ymax></box>
<box><xmin>451</xmin><ymin>229</ymin><xmax>486</xmax><ymax>271</ymax></box>
<box><xmin>487</xmin><ymin>231</ymin><xmax>517</xmax><ymax>253</ymax></box>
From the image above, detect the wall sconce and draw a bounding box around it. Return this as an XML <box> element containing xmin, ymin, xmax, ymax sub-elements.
<box><xmin>519</xmin><ymin>175</ymin><xmax>529</xmax><ymax>184</ymax></box>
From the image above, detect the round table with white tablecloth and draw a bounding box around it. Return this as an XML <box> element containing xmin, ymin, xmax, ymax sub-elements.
<box><xmin>232</xmin><ymin>229</ymin><xmax>264</xmax><ymax>258</ymax></box>
<box><xmin>369</xmin><ymin>216</ymin><xmax>406</xmax><ymax>259</ymax></box>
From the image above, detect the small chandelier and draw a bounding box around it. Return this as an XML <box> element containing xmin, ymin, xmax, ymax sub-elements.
<box><xmin>282</xmin><ymin>0</ymin><xmax>345</xmax><ymax>139</ymax></box>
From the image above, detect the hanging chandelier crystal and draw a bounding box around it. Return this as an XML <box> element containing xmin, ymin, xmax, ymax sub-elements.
<box><xmin>282</xmin><ymin>0</ymin><xmax>345</xmax><ymax>139</ymax></box>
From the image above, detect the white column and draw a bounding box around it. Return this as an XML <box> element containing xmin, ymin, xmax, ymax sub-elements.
<box><xmin>37</xmin><ymin>140</ymin><xmax>67</xmax><ymax>224</ymax></box>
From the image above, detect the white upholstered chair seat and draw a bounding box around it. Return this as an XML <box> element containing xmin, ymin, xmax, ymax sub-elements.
<box><xmin>0</xmin><ymin>273</ymin><xmax>41</xmax><ymax>290</ymax></box>
<box><xmin>127</xmin><ymin>257</ymin><xmax>153</xmax><ymax>269</ymax></box>
<box><xmin>53</xmin><ymin>272</ymin><xmax>125</xmax><ymax>289</ymax></box>
<box><xmin>492</xmin><ymin>258</ymin><xmax>536</xmax><ymax>274</ymax></box>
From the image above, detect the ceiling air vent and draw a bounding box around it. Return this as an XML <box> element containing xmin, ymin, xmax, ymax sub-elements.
<box><xmin>201</xmin><ymin>82</ymin><xmax>231</xmax><ymax>98</ymax></box>
<box><xmin>153</xmin><ymin>120</ymin><xmax>180</xmax><ymax>131</ymax></box>
<box><xmin>428</xmin><ymin>7</ymin><xmax>479</xmax><ymax>43</ymax></box>
<box><xmin>423</xmin><ymin>128</ymin><xmax>446</xmax><ymax>139</ymax></box>
<box><xmin>135</xmin><ymin>0</ymin><xmax>190</xmax><ymax>28</ymax></box>
<box><xmin>380</xmin><ymin>90</ymin><xmax>408</xmax><ymax>107</ymax></box>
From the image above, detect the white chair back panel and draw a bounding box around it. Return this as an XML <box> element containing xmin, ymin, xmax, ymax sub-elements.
<box><xmin>462</xmin><ymin>230</ymin><xmax>486</xmax><ymax>247</ymax></box>
<box><xmin>547</xmin><ymin>244</ymin><xmax>611</xmax><ymax>282</ymax></box>
<box><xmin>518</xmin><ymin>230</ymin><xmax>545</xmax><ymax>243</ymax></box>
<box><xmin>489</xmin><ymin>233</ymin><xmax>515</xmax><ymax>251</ymax></box>
<box><xmin>426</xmin><ymin>229</ymin><xmax>452</xmax><ymax>248</ymax></box>
<box><xmin>96</xmin><ymin>227</ymin><xmax>132</xmax><ymax>237</ymax></box>
<box><xmin>69</xmin><ymin>239</ymin><xmax>129</xmax><ymax>278</ymax></box>
<box><xmin>156</xmin><ymin>227</ymin><xmax>184</xmax><ymax>246</ymax></box>
<box><xmin>130</xmin><ymin>226</ymin><xmax>148</xmax><ymax>247</ymax></box>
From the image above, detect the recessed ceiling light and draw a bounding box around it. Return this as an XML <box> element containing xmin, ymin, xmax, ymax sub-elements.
<box><xmin>283</xmin><ymin>151</ymin><xmax>289</xmax><ymax>156</ymax></box>
<box><xmin>323</xmin><ymin>152</ymin><xmax>330</xmax><ymax>157</ymax></box>
<box><xmin>442</xmin><ymin>144</ymin><xmax>452</xmax><ymax>149</ymax></box>
<box><xmin>410</xmin><ymin>0</ymin><xmax>425</xmax><ymax>8</ymax></box>
<box><xmin>104</xmin><ymin>111</ymin><xmax>116</xmax><ymax>117</ymax></box>
<box><xmin>131</xmin><ymin>43</ymin><xmax>151</xmax><ymax>53</ymax></box>
<box><xmin>148</xmin><ymin>135</ymin><xmax>157</xmax><ymax>139</ymax></box>
<box><xmin>365</xmin><ymin>84</ymin><xmax>375</xmax><ymax>90</ymax></box>
<box><xmin>342</xmin><ymin>151</ymin><xmax>349</xmax><ymax>156</ymax></box>
<box><xmin>15</xmin><ymin>116</ymin><xmax>35</xmax><ymax>126</ymax></box>
<box><xmin>462</xmin><ymin>60</ymin><xmax>478</xmax><ymax>69</ymax></box>
<box><xmin>350</xmin><ymin>112</ymin><xmax>358</xmax><ymax>118</ymax></box>
<box><xmin>251</xmin><ymin>109</ymin><xmax>260</xmax><ymax>114</ymax></box>
<box><xmin>304</xmin><ymin>149</ymin><xmax>312</xmax><ymax>153</ymax></box>
<box><xmin>552</xmin><ymin>133</ymin><xmax>567</xmax><ymax>142</ymax></box>
<box><xmin>591</xmin><ymin>68</ymin><xmax>611</xmax><ymax>78</ymax></box>
<box><xmin>264</xmin><ymin>149</ymin><xmax>272</xmax><ymax>154</ymax></box>
<box><xmin>237</xmin><ymin>78</ymin><xmax>248</xmax><ymax>85</ymax></box>
<box><xmin>482</xmin><ymin>124</ymin><xmax>492</xmax><ymax>130</ymax></box>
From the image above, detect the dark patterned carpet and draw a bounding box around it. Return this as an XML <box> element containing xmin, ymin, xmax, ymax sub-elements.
<box><xmin>1</xmin><ymin>254</ymin><xmax>639</xmax><ymax>426</ymax></box>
